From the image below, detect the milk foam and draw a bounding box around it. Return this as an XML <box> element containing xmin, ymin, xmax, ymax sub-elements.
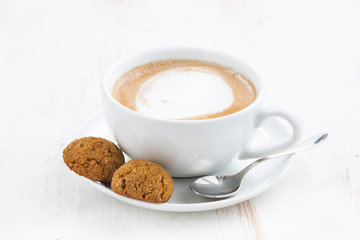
<box><xmin>135</xmin><ymin>68</ymin><xmax>234</xmax><ymax>119</ymax></box>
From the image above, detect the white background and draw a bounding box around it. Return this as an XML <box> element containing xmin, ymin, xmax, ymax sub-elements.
<box><xmin>1</xmin><ymin>0</ymin><xmax>360</xmax><ymax>239</ymax></box>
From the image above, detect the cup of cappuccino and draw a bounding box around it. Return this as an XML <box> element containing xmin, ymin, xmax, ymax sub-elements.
<box><xmin>102</xmin><ymin>48</ymin><xmax>303</xmax><ymax>177</ymax></box>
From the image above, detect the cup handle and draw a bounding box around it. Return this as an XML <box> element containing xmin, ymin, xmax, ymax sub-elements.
<box><xmin>238</xmin><ymin>106</ymin><xmax>303</xmax><ymax>159</ymax></box>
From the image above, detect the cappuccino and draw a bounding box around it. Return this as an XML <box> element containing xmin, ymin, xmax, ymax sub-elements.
<box><xmin>112</xmin><ymin>60</ymin><xmax>257</xmax><ymax>120</ymax></box>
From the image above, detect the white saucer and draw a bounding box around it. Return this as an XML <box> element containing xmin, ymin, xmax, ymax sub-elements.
<box><xmin>73</xmin><ymin>111</ymin><xmax>293</xmax><ymax>212</ymax></box>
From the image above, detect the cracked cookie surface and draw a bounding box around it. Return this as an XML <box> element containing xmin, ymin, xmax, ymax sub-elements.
<box><xmin>111</xmin><ymin>159</ymin><xmax>174</xmax><ymax>203</ymax></box>
<box><xmin>63</xmin><ymin>137</ymin><xmax>125</xmax><ymax>183</ymax></box>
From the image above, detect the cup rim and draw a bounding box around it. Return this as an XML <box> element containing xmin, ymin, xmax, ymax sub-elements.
<box><xmin>101</xmin><ymin>47</ymin><xmax>265</xmax><ymax>124</ymax></box>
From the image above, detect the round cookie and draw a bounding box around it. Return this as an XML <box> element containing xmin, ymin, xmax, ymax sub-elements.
<box><xmin>111</xmin><ymin>159</ymin><xmax>174</xmax><ymax>203</ymax></box>
<box><xmin>63</xmin><ymin>137</ymin><xmax>125</xmax><ymax>183</ymax></box>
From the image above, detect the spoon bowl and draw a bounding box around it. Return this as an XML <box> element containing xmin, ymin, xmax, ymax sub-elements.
<box><xmin>191</xmin><ymin>176</ymin><xmax>242</xmax><ymax>198</ymax></box>
<box><xmin>190</xmin><ymin>133</ymin><xmax>328</xmax><ymax>198</ymax></box>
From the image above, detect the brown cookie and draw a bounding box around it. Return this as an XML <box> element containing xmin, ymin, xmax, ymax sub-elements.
<box><xmin>111</xmin><ymin>159</ymin><xmax>174</xmax><ymax>203</ymax></box>
<box><xmin>63</xmin><ymin>137</ymin><xmax>125</xmax><ymax>183</ymax></box>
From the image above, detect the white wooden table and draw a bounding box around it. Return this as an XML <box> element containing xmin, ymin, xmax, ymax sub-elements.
<box><xmin>1</xmin><ymin>0</ymin><xmax>360</xmax><ymax>239</ymax></box>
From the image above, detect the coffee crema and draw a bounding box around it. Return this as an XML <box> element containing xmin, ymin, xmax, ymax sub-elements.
<box><xmin>112</xmin><ymin>60</ymin><xmax>257</xmax><ymax>120</ymax></box>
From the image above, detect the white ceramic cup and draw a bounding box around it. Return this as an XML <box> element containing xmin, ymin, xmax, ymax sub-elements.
<box><xmin>102</xmin><ymin>48</ymin><xmax>303</xmax><ymax>177</ymax></box>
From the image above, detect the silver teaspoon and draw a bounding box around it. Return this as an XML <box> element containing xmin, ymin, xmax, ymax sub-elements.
<box><xmin>190</xmin><ymin>133</ymin><xmax>328</xmax><ymax>199</ymax></box>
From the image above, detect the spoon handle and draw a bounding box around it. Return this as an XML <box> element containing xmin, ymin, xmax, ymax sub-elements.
<box><xmin>234</xmin><ymin>133</ymin><xmax>328</xmax><ymax>181</ymax></box>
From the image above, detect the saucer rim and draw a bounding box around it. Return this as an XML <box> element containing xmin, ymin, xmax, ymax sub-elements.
<box><xmin>74</xmin><ymin>110</ymin><xmax>292</xmax><ymax>212</ymax></box>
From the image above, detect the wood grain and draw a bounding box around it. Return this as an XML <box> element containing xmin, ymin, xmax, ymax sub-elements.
<box><xmin>236</xmin><ymin>201</ymin><xmax>264</xmax><ymax>240</ymax></box>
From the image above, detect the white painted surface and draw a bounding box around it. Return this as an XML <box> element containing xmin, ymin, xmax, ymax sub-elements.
<box><xmin>0</xmin><ymin>0</ymin><xmax>359</xmax><ymax>239</ymax></box>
